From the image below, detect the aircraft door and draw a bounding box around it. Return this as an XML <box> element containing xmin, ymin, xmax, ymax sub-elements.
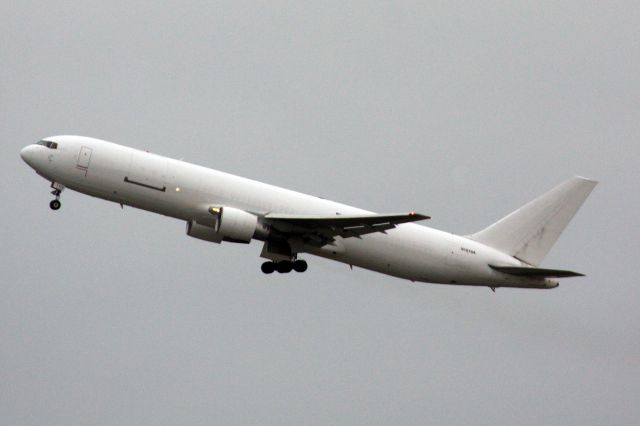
<box><xmin>77</xmin><ymin>146</ymin><xmax>92</xmax><ymax>169</ymax></box>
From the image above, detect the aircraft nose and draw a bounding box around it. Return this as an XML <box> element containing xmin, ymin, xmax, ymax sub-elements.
<box><xmin>20</xmin><ymin>145</ymin><xmax>36</xmax><ymax>166</ymax></box>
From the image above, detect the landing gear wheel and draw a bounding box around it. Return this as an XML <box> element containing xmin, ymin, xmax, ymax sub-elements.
<box><xmin>276</xmin><ymin>261</ymin><xmax>293</xmax><ymax>273</ymax></box>
<box><xmin>261</xmin><ymin>261</ymin><xmax>275</xmax><ymax>274</ymax></box>
<box><xmin>293</xmin><ymin>260</ymin><xmax>308</xmax><ymax>273</ymax></box>
<box><xmin>49</xmin><ymin>199</ymin><xmax>61</xmax><ymax>210</ymax></box>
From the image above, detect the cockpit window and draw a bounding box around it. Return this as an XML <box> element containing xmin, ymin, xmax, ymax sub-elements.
<box><xmin>37</xmin><ymin>140</ymin><xmax>58</xmax><ymax>149</ymax></box>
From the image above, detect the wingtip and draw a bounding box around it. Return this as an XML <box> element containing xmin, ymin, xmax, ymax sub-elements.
<box><xmin>409</xmin><ymin>212</ymin><xmax>430</xmax><ymax>220</ymax></box>
<box><xmin>574</xmin><ymin>175</ymin><xmax>599</xmax><ymax>185</ymax></box>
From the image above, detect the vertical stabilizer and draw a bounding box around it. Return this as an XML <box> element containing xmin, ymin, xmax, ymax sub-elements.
<box><xmin>469</xmin><ymin>176</ymin><xmax>597</xmax><ymax>266</ymax></box>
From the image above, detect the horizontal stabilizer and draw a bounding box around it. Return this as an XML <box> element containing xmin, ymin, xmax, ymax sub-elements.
<box><xmin>489</xmin><ymin>265</ymin><xmax>584</xmax><ymax>278</ymax></box>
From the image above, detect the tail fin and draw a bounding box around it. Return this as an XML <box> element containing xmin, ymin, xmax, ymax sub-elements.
<box><xmin>469</xmin><ymin>176</ymin><xmax>598</xmax><ymax>266</ymax></box>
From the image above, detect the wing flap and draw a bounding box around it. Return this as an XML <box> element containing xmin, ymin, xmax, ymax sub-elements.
<box><xmin>489</xmin><ymin>265</ymin><xmax>584</xmax><ymax>278</ymax></box>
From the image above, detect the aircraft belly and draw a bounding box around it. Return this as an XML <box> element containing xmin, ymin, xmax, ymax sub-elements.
<box><xmin>322</xmin><ymin>231</ymin><xmax>437</xmax><ymax>281</ymax></box>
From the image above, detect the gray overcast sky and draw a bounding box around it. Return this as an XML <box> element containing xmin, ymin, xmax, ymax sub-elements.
<box><xmin>2</xmin><ymin>1</ymin><xmax>639</xmax><ymax>425</ymax></box>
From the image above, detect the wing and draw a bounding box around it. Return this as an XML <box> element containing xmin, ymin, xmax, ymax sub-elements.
<box><xmin>489</xmin><ymin>265</ymin><xmax>584</xmax><ymax>278</ymax></box>
<box><xmin>264</xmin><ymin>212</ymin><xmax>429</xmax><ymax>246</ymax></box>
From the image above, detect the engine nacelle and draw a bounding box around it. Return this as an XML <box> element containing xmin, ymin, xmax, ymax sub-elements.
<box><xmin>186</xmin><ymin>206</ymin><xmax>263</xmax><ymax>244</ymax></box>
<box><xmin>214</xmin><ymin>206</ymin><xmax>258</xmax><ymax>243</ymax></box>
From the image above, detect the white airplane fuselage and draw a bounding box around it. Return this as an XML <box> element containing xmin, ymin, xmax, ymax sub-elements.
<box><xmin>20</xmin><ymin>136</ymin><xmax>575</xmax><ymax>289</ymax></box>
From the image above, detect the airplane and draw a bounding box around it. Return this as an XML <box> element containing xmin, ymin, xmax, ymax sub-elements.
<box><xmin>20</xmin><ymin>135</ymin><xmax>597</xmax><ymax>290</ymax></box>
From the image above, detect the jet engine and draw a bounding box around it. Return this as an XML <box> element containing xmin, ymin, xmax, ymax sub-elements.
<box><xmin>186</xmin><ymin>206</ymin><xmax>268</xmax><ymax>244</ymax></box>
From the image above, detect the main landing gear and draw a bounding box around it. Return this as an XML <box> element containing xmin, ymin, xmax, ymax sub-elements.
<box><xmin>261</xmin><ymin>259</ymin><xmax>308</xmax><ymax>274</ymax></box>
<box><xmin>49</xmin><ymin>182</ymin><xmax>64</xmax><ymax>210</ymax></box>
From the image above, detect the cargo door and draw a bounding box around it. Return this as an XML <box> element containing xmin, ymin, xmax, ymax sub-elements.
<box><xmin>124</xmin><ymin>150</ymin><xmax>167</xmax><ymax>193</ymax></box>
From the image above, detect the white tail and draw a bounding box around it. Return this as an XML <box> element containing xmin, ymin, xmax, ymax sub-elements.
<box><xmin>469</xmin><ymin>176</ymin><xmax>598</xmax><ymax>266</ymax></box>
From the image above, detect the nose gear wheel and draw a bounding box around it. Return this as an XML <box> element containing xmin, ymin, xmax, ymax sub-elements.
<box><xmin>49</xmin><ymin>182</ymin><xmax>64</xmax><ymax>211</ymax></box>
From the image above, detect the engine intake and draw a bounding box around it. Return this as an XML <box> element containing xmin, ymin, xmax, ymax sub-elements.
<box><xmin>186</xmin><ymin>221</ymin><xmax>223</xmax><ymax>243</ymax></box>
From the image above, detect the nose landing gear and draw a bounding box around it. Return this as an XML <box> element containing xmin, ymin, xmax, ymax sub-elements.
<box><xmin>49</xmin><ymin>182</ymin><xmax>64</xmax><ymax>210</ymax></box>
<box><xmin>261</xmin><ymin>259</ymin><xmax>308</xmax><ymax>274</ymax></box>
